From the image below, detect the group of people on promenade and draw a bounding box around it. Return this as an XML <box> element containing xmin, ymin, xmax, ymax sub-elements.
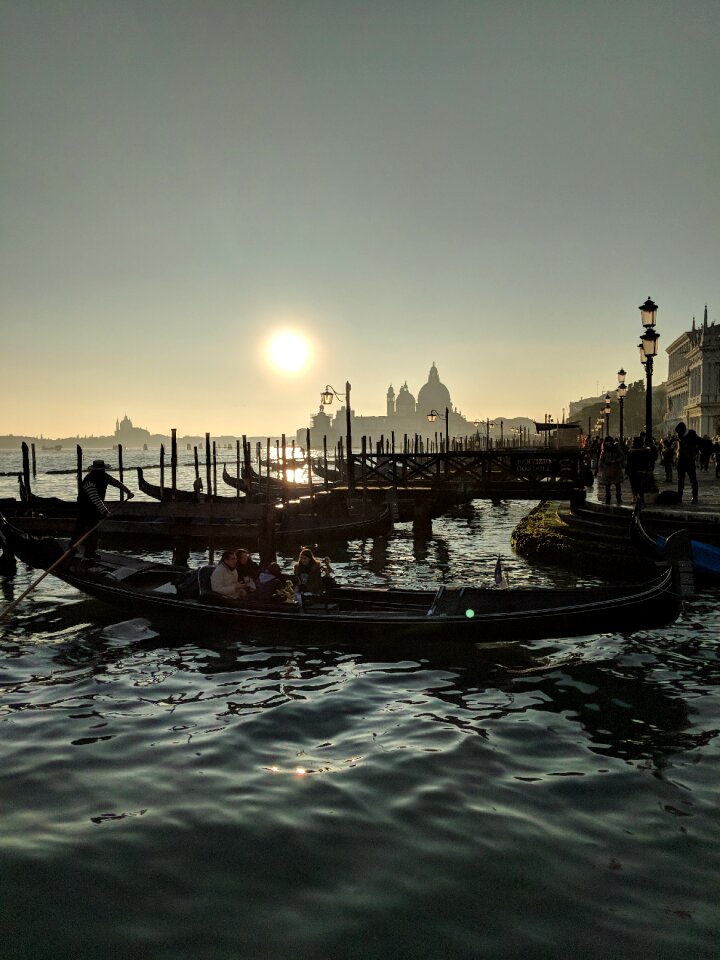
<box><xmin>589</xmin><ymin>422</ymin><xmax>720</xmax><ymax>506</ymax></box>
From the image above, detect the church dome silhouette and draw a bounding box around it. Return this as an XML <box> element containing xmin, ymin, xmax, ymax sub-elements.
<box><xmin>417</xmin><ymin>363</ymin><xmax>451</xmax><ymax>414</ymax></box>
<box><xmin>395</xmin><ymin>381</ymin><xmax>416</xmax><ymax>415</ymax></box>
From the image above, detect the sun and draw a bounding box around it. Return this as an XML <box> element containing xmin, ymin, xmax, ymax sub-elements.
<box><xmin>268</xmin><ymin>331</ymin><xmax>310</xmax><ymax>373</ymax></box>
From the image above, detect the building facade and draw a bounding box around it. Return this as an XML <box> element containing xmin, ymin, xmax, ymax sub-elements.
<box><xmin>664</xmin><ymin>306</ymin><xmax>720</xmax><ymax>437</ymax></box>
<box><xmin>114</xmin><ymin>414</ymin><xmax>151</xmax><ymax>446</ymax></box>
<box><xmin>299</xmin><ymin>363</ymin><xmax>475</xmax><ymax>447</ymax></box>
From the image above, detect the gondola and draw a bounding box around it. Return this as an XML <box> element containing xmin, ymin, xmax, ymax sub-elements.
<box><xmin>239</xmin><ymin>464</ymin><xmax>314</xmax><ymax>497</ymax></box>
<box><xmin>137</xmin><ymin>467</ymin><xmax>244</xmax><ymax>503</ymax></box>
<box><xmin>275</xmin><ymin>502</ymin><xmax>393</xmax><ymax>544</ymax></box>
<box><xmin>0</xmin><ymin>514</ymin><xmax>690</xmax><ymax>644</ymax></box>
<box><xmin>225</xmin><ymin>464</ymin><xmax>316</xmax><ymax>498</ymax></box>
<box><xmin>631</xmin><ymin>501</ymin><xmax>720</xmax><ymax>582</ymax></box>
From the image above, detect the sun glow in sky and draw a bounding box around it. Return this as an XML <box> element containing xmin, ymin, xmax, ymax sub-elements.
<box><xmin>0</xmin><ymin>1</ymin><xmax>717</xmax><ymax>438</ymax></box>
<box><xmin>267</xmin><ymin>331</ymin><xmax>311</xmax><ymax>373</ymax></box>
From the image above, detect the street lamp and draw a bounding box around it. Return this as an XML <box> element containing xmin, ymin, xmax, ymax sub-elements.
<box><xmin>638</xmin><ymin>297</ymin><xmax>660</xmax><ymax>441</ymax></box>
<box><xmin>320</xmin><ymin>381</ymin><xmax>353</xmax><ymax>491</ymax></box>
<box><xmin>603</xmin><ymin>393</ymin><xmax>611</xmax><ymax>436</ymax></box>
<box><xmin>426</xmin><ymin>407</ymin><xmax>449</xmax><ymax>450</ymax></box>
<box><xmin>616</xmin><ymin>369</ymin><xmax>627</xmax><ymax>444</ymax></box>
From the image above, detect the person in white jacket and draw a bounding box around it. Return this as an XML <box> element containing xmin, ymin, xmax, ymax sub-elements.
<box><xmin>210</xmin><ymin>550</ymin><xmax>246</xmax><ymax>599</ymax></box>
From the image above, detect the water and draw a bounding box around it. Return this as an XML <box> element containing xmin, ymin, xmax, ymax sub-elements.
<box><xmin>1</xmin><ymin>449</ymin><xmax>719</xmax><ymax>959</ymax></box>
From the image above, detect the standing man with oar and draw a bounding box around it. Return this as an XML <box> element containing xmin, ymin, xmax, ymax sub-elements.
<box><xmin>72</xmin><ymin>459</ymin><xmax>134</xmax><ymax>558</ymax></box>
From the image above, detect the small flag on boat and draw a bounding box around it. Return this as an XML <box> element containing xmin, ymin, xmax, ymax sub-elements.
<box><xmin>494</xmin><ymin>556</ymin><xmax>509</xmax><ymax>589</ymax></box>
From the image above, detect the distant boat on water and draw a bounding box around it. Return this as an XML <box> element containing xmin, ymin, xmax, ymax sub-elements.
<box><xmin>41</xmin><ymin>445</ymin><xmax>62</xmax><ymax>452</ymax></box>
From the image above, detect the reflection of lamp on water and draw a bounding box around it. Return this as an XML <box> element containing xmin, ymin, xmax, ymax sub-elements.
<box><xmin>426</xmin><ymin>407</ymin><xmax>449</xmax><ymax>449</ymax></box>
<box><xmin>320</xmin><ymin>381</ymin><xmax>353</xmax><ymax>491</ymax></box>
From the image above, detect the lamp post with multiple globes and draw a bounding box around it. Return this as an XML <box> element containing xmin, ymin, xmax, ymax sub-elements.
<box><xmin>603</xmin><ymin>394</ymin><xmax>611</xmax><ymax>437</ymax></box>
<box><xmin>616</xmin><ymin>369</ymin><xmax>627</xmax><ymax>445</ymax></box>
<box><xmin>638</xmin><ymin>297</ymin><xmax>660</xmax><ymax>442</ymax></box>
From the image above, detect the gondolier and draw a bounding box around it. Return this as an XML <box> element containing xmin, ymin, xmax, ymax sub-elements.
<box><xmin>73</xmin><ymin>459</ymin><xmax>134</xmax><ymax>557</ymax></box>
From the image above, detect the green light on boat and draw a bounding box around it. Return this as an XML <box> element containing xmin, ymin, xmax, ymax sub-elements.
<box><xmin>465</xmin><ymin>609</ymin><xmax>475</xmax><ymax>619</ymax></box>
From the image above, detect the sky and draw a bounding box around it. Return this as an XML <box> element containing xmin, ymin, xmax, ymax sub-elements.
<box><xmin>1</xmin><ymin>0</ymin><xmax>718</xmax><ymax>438</ymax></box>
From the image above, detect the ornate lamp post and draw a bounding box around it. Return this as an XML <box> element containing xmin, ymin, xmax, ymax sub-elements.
<box><xmin>486</xmin><ymin>418</ymin><xmax>495</xmax><ymax>449</ymax></box>
<box><xmin>320</xmin><ymin>381</ymin><xmax>353</xmax><ymax>491</ymax></box>
<box><xmin>616</xmin><ymin>369</ymin><xmax>627</xmax><ymax>444</ymax></box>
<box><xmin>426</xmin><ymin>407</ymin><xmax>449</xmax><ymax>450</ymax></box>
<box><xmin>638</xmin><ymin>297</ymin><xmax>660</xmax><ymax>441</ymax></box>
<box><xmin>603</xmin><ymin>394</ymin><xmax>611</xmax><ymax>437</ymax></box>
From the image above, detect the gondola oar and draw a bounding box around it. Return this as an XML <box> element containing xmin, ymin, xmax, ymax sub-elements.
<box><xmin>0</xmin><ymin>513</ymin><xmax>110</xmax><ymax>623</ymax></box>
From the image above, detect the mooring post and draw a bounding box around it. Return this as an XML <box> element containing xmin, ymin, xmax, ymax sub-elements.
<box><xmin>236</xmin><ymin>438</ymin><xmax>242</xmax><ymax>498</ymax></box>
<box><xmin>323</xmin><ymin>435</ymin><xmax>329</xmax><ymax>491</ymax></box>
<box><xmin>265</xmin><ymin>439</ymin><xmax>271</xmax><ymax>504</ymax></box>
<box><xmin>76</xmin><ymin>445</ymin><xmax>83</xmax><ymax>495</ymax></box>
<box><xmin>171</xmin><ymin>428</ymin><xmax>177</xmax><ymax>500</ymax></box>
<box><xmin>412</xmin><ymin>498</ymin><xmax>433</xmax><ymax>539</ymax></box>
<box><xmin>258</xmin><ymin>504</ymin><xmax>276</xmax><ymax>566</ymax></box>
<box><xmin>306</xmin><ymin>428</ymin><xmax>314</xmax><ymax>511</ymax></box>
<box><xmin>281</xmin><ymin>434</ymin><xmax>287</xmax><ymax>505</ymax></box>
<box><xmin>205</xmin><ymin>433</ymin><xmax>212</xmax><ymax>502</ymax></box>
<box><xmin>212</xmin><ymin>441</ymin><xmax>217</xmax><ymax>497</ymax></box>
<box><xmin>31</xmin><ymin>442</ymin><xmax>36</xmax><ymax>479</ymax></box>
<box><xmin>243</xmin><ymin>437</ymin><xmax>252</xmax><ymax>497</ymax></box>
<box><xmin>345</xmin><ymin>381</ymin><xmax>354</xmax><ymax>495</ymax></box>
<box><xmin>159</xmin><ymin>444</ymin><xmax>165</xmax><ymax>499</ymax></box>
<box><xmin>118</xmin><ymin>444</ymin><xmax>124</xmax><ymax>500</ymax></box>
<box><xmin>21</xmin><ymin>443</ymin><xmax>31</xmax><ymax>501</ymax></box>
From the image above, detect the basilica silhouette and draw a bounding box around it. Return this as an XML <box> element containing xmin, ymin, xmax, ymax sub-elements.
<box><xmin>299</xmin><ymin>363</ymin><xmax>475</xmax><ymax>445</ymax></box>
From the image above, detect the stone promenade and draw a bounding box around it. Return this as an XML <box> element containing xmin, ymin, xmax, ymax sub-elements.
<box><xmin>586</xmin><ymin>460</ymin><xmax>720</xmax><ymax>520</ymax></box>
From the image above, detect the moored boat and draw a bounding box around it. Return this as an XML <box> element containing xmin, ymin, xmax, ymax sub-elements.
<box><xmin>137</xmin><ymin>467</ymin><xmax>245</xmax><ymax>503</ymax></box>
<box><xmin>0</xmin><ymin>514</ymin><xmax>690</xmax><ymax>643</ymax></box>
<box><xmin>631</xmin><ymin>501</ymin><xmax>720</xmax><ymax>582</ymax></box>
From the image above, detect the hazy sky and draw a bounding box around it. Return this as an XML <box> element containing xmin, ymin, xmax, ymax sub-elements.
<box><xmin>1</xmin><ymin>0</ymin><xmax>718</xmax><ymax>437</ymax></box>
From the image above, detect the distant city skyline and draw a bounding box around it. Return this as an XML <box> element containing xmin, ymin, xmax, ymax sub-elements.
<box><xmin>1</xmin><ymin>2</ymin><xmax>717</xmax><ymax>437</ymax></box>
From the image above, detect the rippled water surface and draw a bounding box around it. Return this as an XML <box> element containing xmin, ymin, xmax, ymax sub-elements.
<box><xmin>1</xmin><ymin>450</ymin><xmax>719</xmax><ymax>959</ymax></box>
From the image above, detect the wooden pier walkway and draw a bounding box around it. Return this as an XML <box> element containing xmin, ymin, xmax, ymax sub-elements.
<box><xmin>342</xmin><ymin>447</ymin><xmax>586</xmax><ymax>500</ymax></box>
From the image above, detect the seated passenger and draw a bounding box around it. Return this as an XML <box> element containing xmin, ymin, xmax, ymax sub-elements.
<box><xmin>235</xmin><ymin>548</ymin><xmax>260</xmax><ymax>593</ymax></box>
<box><xmin>210</xmin><ymin>550</ymin><xmax>247</xmax><ymax>600</ymax></box>
<box><xmin>293</xmin><ymin>546</ymin><xmax>327</xmax><ymax>594</ymax></box>
<box><xmin>257</xmin><ymin>561</ymin><xmax>288</xmax><ymax>602</ymax></box>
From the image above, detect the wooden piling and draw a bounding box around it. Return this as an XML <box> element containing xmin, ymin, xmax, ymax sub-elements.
<box><xmin>258</xmin><ymin>504</ymin><xmax>276</xmax><ymax>565</ymax></box>
<box><xmin>323</xmin><ymin>435</ymin><xmax>329</xmax><ymax>490</ymax></box>
<box><xmin>118</xmin><ymin>444</ymin><xmax>125</xmax><ymax>500</ymax></box>
<box><xmin>236</xmin><ymin>439</ymin><xmax>241</xmax><ymax>498</ymax></box>
<box><xmin>31</xmin><ymin>443</ymin><xmax>36</xmax><ymax>479</ymax></box>
<box><xmin>212</xmin><ymin>441</ymin><xmax>217</xmax><ymax>497</ymax></box>
<box><xmin>76</xmin><ymin>445</ymin><xmax>83</xmax><ymax>495</ymax></box>
<box><xmin>205</xmin><ymin>433</ymin><xmax>212</xmax><ymax>502</ymax></box>
<box><xmin>412</xmin><ymin>499</ymin><xmax>433</xmax><ymax>539</ymax></box>
<box><xmin>21</xmin><ymin>443</ymin><xmax>31</xmax><ymax>501</ymax></box>
<box><xmin>171</xmin><ymin>428</ymin><xmax>177</xmax><ymax>500</ymax></box>
<box><xmin>159</xmin><ymin>444</ymin><xmax>165</xmax><ymax>498</ymax></box>
<box><xmin>265</xmin><ymin>439</ymin><xmax>271</xmax><ymax>505</ymax></box>
<box><xmin>306</xmin><ymin>428</ymin><xmax>314</xmax><ymax>511</ymax></box>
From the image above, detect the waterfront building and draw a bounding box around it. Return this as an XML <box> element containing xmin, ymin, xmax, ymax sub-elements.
<box><xmin>114</xmin><ymin>414</ymin><xmax>151</xmax><ymax>447</ymax></box>
<box><xmin>664</xmin><ymin>306</ymin><xmax>720</xmax><ymax>436</ymax></box>
<box><xmin>299</xmin><ymin>363</ymin><xmax>477</xmax><ymax>447</ymax></box>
